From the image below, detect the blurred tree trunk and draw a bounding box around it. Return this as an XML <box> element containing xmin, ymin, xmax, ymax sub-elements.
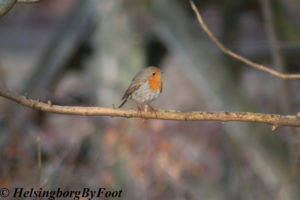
<box><xmin>87</xmin><ymin>0</ymin><xmax>145</xmax><ymax>107</ymax></box>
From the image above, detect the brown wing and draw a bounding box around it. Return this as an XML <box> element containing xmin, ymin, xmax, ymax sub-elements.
<box><xmin>119</xmin><ymin>84</ymin><xmax>141</xmax><ymax>108</ymax></box>
<box><xmin>119</xmin><ymin>68</ymin><xmax>149</xmax><ymax>108</ymax></box>
<box><xmin>121</xmin><ymin>84</ymin><xmax>141</xmax><ymax>100</ymax></box>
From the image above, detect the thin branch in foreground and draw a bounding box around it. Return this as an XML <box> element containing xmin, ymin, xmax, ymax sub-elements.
<box><xmin>190</xmin><ymin>1</ymin><xmax>300</xmax><ymax>79</ymax></box>
<box><xmin>0</xmin><ymin>89</ymin><xmax>300</xmax><ymax>127</ymax></box>
<box><xmin>36</xmin><ymin>136</ymin><xmax>42</xmax><ymax>200</ymax></box>
<box><xmin>0</xmin><ymin>0</ymin><xmax>17</xmax><ymax>17</ymax></box>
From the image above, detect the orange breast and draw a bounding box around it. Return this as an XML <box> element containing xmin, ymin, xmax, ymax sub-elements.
<box><xmin>148</xmin><ymin>70</ymin><xmax>162</xmax><ymax>93</ymax></box>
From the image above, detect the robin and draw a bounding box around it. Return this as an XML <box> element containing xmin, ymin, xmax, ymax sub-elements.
<box><xmin>119</xmin><ymin>66</ymin><xmax>163</xmax><ymax>110</ymax></box>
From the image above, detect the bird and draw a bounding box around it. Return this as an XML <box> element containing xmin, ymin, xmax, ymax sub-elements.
<box><xmin>119</xmin><ymin>66</ymin><xmax>163</xmax><ymax>110</ymax></box>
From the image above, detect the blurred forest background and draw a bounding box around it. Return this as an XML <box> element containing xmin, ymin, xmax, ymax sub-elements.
<box><xmin>0</xmin><ymin>0</ymin><xmax>300</xmax><ymax>199</ymax></box>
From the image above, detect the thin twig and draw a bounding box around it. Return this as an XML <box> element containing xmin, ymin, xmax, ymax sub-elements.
<box><xmin>0</xmin><ymin>89</ymin><xmax>300</xmax><ymax>127</ymax></box>
<box><xmin>0</xmin><ymin>0</ymin><xmax>17</xmax><ymax>17</ymax></box>
<box><xmin>260</xmin><ymin>0</ymin><xmax>292</xmax><ymax>113</ymax></box>
<box><xmin>190</xmin><ymin>0</ymin><xmax>300</xmax><ymax>79</ymax></box>
<box><xmin>36</xmin><ymin>137</ymin><xmax>42</xmax><ymax>200</ymax></box>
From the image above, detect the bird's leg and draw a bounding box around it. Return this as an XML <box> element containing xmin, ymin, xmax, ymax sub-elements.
<box><xmin>147</xmin><ymin>103</ymin><xmax>158</xmax><ymax>118</ymax></box>
<box><xmin>137</xmin><ymin>104</ymin><xmax>143</xmax><ymax>111</ymax></box>
<box><xmin>135</xmin><ymin>104</ymin><xmax>147</xmax><ymax>122</ymax></box>
<box><xmin>136</xmin><ymin>103</ymin><xmax>143</xmax><ymax>118</ymax></box>
<box><xmin>147</xmin><ymin>103</ymin><xmax>156</xmax><ymax>111</ymax></box>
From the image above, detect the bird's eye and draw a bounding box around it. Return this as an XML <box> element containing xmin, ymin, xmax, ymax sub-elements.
<box><xmin>152</xmin><ymin>72</ymin><xmax>156</xmax><ymax>76</ymax></box>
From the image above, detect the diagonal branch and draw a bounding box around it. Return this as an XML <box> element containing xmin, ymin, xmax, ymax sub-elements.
<box><xmin>0</xmin><ymin>0</ymin><xmax>39</xmax><ymax>18</ymax></box>
<box><xmin>0</xmin><ymin>88</ymin><xmax>300</xmax><ymax>127</ymax></box>
<box><xmin>0</xmin><ymin>0</ymin><xmax>17</xmax><ymax>17</ymax></box>
<box><xmin>190</xmin><ymin>0</ymin><xmax>300</xmax><ymax>79</ymax></box>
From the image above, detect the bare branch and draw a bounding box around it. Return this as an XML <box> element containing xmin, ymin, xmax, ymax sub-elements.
<box><xmin>0</xmin><ymin>88</ymin><xmax>299</xmax><ymax>127</ymax></box>
<box><xmin>0</xmin><ymin>0</ymin><xmax>17</xmax><ymax>17</ymax></box>
<box><xmin>190</xmin><ymin>0</ymin><xmax>300</xmax><ymax>79</ymax></box>
<box><xmin>0</xmin><ymin>0</ymin><xmax>39</xmax><ymax>18</ymax></box>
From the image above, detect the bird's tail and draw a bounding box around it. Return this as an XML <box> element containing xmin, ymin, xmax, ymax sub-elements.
<box><xmin>118</xmin><ymin>99</ymin><xmax>127</xmax><ymax>108</ymax></box>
